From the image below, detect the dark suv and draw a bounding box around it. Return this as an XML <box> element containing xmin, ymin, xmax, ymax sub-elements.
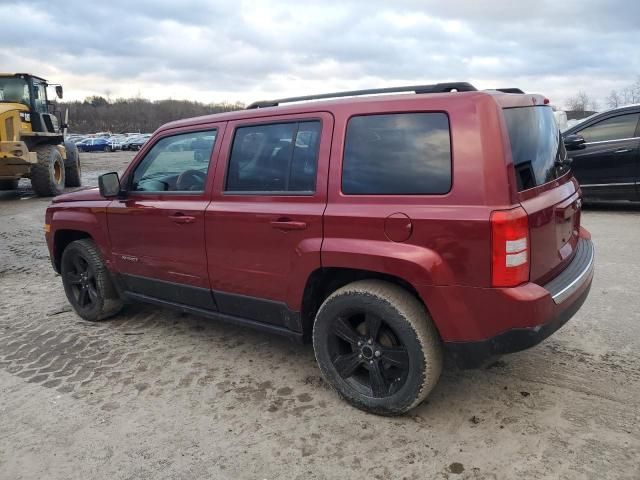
<box><xmin>45</xmin><ymin>82</ymin><xmax>594</xmax><ymax>415</ymax></box>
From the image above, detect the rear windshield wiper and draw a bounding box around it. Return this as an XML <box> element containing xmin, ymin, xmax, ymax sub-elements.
<box><xmin>555</xmin><ymin>156</ymin><xmax>572</xmax><ymax>167</ymax></box>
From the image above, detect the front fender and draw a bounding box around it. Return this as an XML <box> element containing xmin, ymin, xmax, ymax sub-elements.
<box><xmin>48</xmin><ymin>203</ymin><xmax>113</xmax><ymax>269</ymax></box>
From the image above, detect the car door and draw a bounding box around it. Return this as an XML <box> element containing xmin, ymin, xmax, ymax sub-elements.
<box><xmin>107</xmin><ymin>125</ymin><xmax>225</xmax><ymax>309</ymax></box>
<box><xmin>568</xmin><ymin>112</ymin><xmax>640</xmax><ymax>200</ymax></box>
<box><xmin>205</xmin><ymin>113</ymin><xmax>332</xmax><ymax>331</ymax></box>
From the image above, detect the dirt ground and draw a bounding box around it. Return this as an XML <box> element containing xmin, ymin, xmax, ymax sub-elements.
<box><xmin>0</xmin><ymin>151</ymin><xmax>639</xmax><ymax>480</ymax></box>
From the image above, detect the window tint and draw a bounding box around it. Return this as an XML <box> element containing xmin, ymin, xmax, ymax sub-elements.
<box><xmin>578</xmin><ymin>113</ymin><xmax>639</xmax><ymax>143</ymax></box>
<box><xmin>342</xmin><ymin>113</ymin><xmax>451</xmax><ymax>195</ymax></box>
<box><xmin>131</xmin><ymin>130</ymin><xmax>216</xmax><ymax>192</ymax></box>
<box><xmin>503</xmin><ymin>106</ymin><xmax>567</xmax><ymax>192</ymax></box>
<box><xmin>226</xmin><ymin>121</ymin><xmax>321</xmax><ymax>193</ymax></box>
<box><xmin>0</xmin><ymin>77</ymin><xmax>29</xmax><ymax>106</ymax></box>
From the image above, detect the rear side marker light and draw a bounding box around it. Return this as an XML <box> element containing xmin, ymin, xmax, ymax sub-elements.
<box><xmin>491</xmin><ymin>207</ymin><xmax>530</xmax><ymax>287</ymax></box>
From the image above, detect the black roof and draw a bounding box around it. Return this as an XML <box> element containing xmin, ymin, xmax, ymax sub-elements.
<box><xmin>0</xmin><ymin>73</ymin><xmax>49</xmax><ymax>83</ymax></box>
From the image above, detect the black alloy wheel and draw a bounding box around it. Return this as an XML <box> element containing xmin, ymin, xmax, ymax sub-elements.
<box><xmin>328</xmin><ymin>311</ymin><xmax>409</xmax><ymax>398</ymax></box>
<box><xmin>313</xmin><ymin>280</ymin><xmax>443</xmax><ymax>415</ymax></box>
<box><xmin>65</xmin><ymin>253</ymin><xmax>99</xmax><ymax>309</ymax></box>
<box><xmin>60</xmin><ymin>239</ymin><xmax>123</xmax><ymax>321</ymax></box>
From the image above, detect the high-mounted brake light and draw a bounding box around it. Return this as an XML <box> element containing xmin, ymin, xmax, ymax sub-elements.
<box><xmin>491</xmin><ymin>207</ymin><xmax>529</xmax><ymax>287</ymax></box>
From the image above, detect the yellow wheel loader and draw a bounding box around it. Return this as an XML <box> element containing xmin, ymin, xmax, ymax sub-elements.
<box><xmin>0</xmin><ymin>73</ymin><xmax>80</xmax><ymax>196</ymax></box>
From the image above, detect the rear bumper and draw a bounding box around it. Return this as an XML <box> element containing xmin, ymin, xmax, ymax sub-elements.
<box><xmin>544</xmin><ymin>237</ymin><xmax>594</xmax><ymax>304</ymax></box>
<box><xmin>420</xmin><ymin>235</ymin><xmax>595</xmax><ymax>367</ymax></box>
<box><xmin>446</xmin><ymin>279</ymin><xmax>591</xmax><ymax>367</ymax></box>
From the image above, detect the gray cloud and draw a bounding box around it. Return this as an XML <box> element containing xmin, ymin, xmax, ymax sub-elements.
<box><xmin>1</xmin><ymin>0</ymin><xmax>638</xmax><ymax>106</ymax></box>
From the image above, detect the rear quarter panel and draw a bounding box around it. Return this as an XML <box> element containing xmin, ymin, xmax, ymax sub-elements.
<box><xmin>322</xmin><ymin>92</ymin><xmax>512</xmax><ymax>290</ymax></box>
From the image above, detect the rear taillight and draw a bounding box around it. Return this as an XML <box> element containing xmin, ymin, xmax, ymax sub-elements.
<box><xmin>491</xmin><ymin>206</ymin><xmax>530</xmax><ymax>287</ymax></box>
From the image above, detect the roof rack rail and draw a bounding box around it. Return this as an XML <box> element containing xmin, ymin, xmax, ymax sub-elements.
<box><xmin>246</xmin><ymin>82</ymin><xmax>477</xmax><ymax>109</ymax></box>
<box><xmin>494</xmin><ymin>88</ymin><xmax>525</xmax><ymax>94</ymax></box>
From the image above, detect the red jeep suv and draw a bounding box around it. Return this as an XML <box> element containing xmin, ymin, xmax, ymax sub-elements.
<box><xmin>45</xmin><ymin>82</ymin><xmax>594</xmax><ymax>415</ymax></box>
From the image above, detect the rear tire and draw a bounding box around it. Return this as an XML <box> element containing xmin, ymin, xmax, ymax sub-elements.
<box><xmin>313</xmin><ymin>280</ymin><xmax>443</xmax><ymax>416</ymax></box>
<box><xmin>0</xmin><ymin>179</ymin><xmax>19</xmax><ymax>190</ymax></box>
<box><xmin>61</xmin><ymin>239</ymin><xmax>123</xmax><ymax>321</ymax></box>
<box><xmin>63</xmin><ymin>141</ymin><xmax>82</xmax><ymax>187</ymax></box>
<box><xmin>31</xmin><ymin>145</ymin><xmax>65</xmax><ymax>196</ymax></box>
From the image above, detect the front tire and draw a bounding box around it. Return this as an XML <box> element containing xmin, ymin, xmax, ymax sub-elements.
<box><xmin>31</xmin><ymin>145</ymin><xmax>66</xmax><ymax>196</ymax></box>
<box><xmin>61</xmin><ymin>239</ymin><xmax>123</xmax><ymax>321</ymax></box>
<box><xmin>313</xmin><ymin>280</ymin><xmax>443</xmax><ymax>416</ymax></box>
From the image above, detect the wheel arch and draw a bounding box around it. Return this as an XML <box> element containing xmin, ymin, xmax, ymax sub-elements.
<box><xmin>299</xmin><ymin>267</ymin><xmax>433</xmax><ymax>341</ymax></box>
<box><xmin>52</xmin><ymin>229</ymin><xmax>93</xmax><ymax>272</ymax></box>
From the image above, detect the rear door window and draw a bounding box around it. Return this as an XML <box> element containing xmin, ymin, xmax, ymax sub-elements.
<box><xmin>341</xmin><ymin>113</ymin><xmax>452</xmax><ymax>195</ymax></box>
<box><xmin>225</xmin><ymin>121</ymin><xmax>321</xmax><ymax>193</ymax></box>
<box><xmin>577</xmin><ymin>113</ymin><xmax>640</xmax><ymax>143</ymax></box>
<box><xmin>503</xmin><ymin>106</ymin><xmax>567</xmax><ymax>192</ymax></box>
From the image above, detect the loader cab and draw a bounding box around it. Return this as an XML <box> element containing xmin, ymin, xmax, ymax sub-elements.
<box><xmin>0</xmin><ymin>73</ymin><xmax>63</xmax><ymax>134</ymax></box>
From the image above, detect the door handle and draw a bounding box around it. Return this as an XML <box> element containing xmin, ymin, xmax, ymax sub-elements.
<box><xmin>270</xmin><ymin>218</ymin><xmax>308</xmax><ymax>231</ymax></box>
<box><xmin>169</xmin><ymin>213</ymin><xmax>196</xmax><ymax>224</ymax></box>
<box><xmin>614</xmin><ymin>148</ymin><xmax>632</xmax><ymax>154</ymax></box>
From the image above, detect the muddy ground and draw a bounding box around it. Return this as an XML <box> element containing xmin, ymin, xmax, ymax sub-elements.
<box><xmin>0</xmin><ymin>151</ymin><xmax>639</xmax><ymax>479</ymax></box>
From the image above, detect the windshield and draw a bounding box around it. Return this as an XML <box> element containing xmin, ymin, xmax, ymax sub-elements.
<box><xmin>0</xmin><ymin>77</ymin><xmax>30</xmax><ymax>106</ymax></box>
<box><xmin>503</xmin><ymin>105</ymin><xmax>569</xmax><ymax>192</ymax></box>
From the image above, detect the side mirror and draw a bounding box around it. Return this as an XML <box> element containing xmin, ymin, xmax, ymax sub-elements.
<box><xmin>563</xmin><ymin>134</ymin><xmax>586</xmax><ymax>151</ymax></box>
<box><xmin>55</xmin><ymin>85</ymin><xmax>63</xmax><ymax>99</ymax></box>
<box><xmin>98</xmin><ymin>172</ymin><xmax>121</xmax><ymax>198</ymax></box>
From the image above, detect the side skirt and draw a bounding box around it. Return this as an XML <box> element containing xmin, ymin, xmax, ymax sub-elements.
<box><xmin>112</xmin><ymin>273</ymin><xmax>304</xmax><ymax>342</ymax></box>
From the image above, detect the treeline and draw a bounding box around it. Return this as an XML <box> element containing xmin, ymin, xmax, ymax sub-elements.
<box><xmin>566</xmin><ymin>76</ymin><xmax>640</xmax><ymax>113</ymax></box>
<box><xmin>606</xmin><ymin>76</ymin><xmax>640</xmax><ymax>109</ymax></box>
<box><xmin>56</xmin><ymin>96</ymin><xmax>244</xmax><ymax>134</ymax></box>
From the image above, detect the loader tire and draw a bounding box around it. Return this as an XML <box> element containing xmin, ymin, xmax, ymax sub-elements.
<box><xmin>31</xmin><ymin>145</ymin><xmax>66</xmax><ymax>196</ymax></box>
<box><xmin>63</xmin><ymin>141</ymin><xmax>82</xmax><ymax>187</ymax></box>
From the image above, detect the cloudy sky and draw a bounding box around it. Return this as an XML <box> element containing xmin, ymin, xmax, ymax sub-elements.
<box><xmin>1</xmin><ymin>0</ymin><xmax>638</xmax><ymax>108</ymax></box>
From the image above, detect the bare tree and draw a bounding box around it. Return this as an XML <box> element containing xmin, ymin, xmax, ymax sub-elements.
<box><xmin>606</xmin><ymin>90</ymin><xmax>622</xmax><ymax>108</ymax></box>
<box><xmin>624</xmin><ymin>76</ymin><xmax>640</xmax><ymax>104</ymax></box>
<box><xmin>607</xmin><ymin>77</ymin><xmax>640</xmax><ymax>108</ymax></box>
<box><xmin>566</xmin><ymin>91</ymin><xmax>597</xmax><ymax>112</ymax></box>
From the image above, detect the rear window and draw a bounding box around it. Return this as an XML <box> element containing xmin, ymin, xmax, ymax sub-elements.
<box><xmin>342</xmin><ymin>113</ymin><xmax>452</xmax><ymax>195</ymax></box>
<box><xmin>503</xmin><ymin>106</ymin><xmax>567</xmax><ymax>192</ymax></box>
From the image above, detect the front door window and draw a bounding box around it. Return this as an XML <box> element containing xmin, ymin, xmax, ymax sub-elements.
<box><xmin>578</xmin><ymin>114</ymin><xmax>640</xmax><ymax>143</ymax></box>
<box><xmin>131</xmin><ymin>130</ymin><xmax>217</xmax><ymax>193</ymax></box>
<box><xmin>32</xmin><ymin>82</ymin><xmax>47</xmax><ymax>113</ymax></box>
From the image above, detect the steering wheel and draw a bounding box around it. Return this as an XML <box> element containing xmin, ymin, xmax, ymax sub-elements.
<box><xmin>175</xmin><ymin>169</ymin><xmax>207</xmax><ymax>191</ymax></box>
